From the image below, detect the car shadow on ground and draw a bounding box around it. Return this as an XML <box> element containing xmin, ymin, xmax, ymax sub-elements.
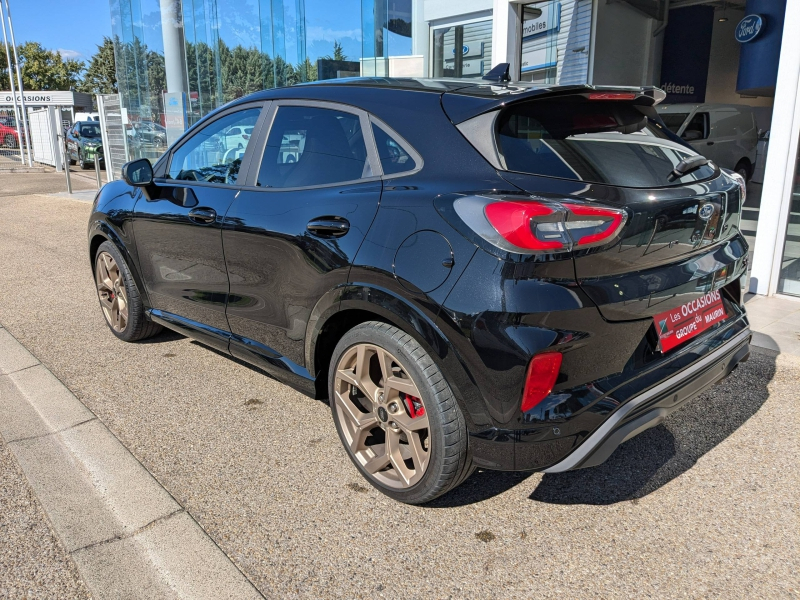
<box><xmin>431</xmin><ymin>348</ymin><xmax>776</xmax><ymax>508</ymax></box>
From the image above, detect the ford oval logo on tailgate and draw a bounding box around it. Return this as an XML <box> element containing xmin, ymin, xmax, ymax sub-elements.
<box><xmin>736</xmin><ymin>15</ymin><xmax>764</xmax><ymax>43</ymax></box>
<box><xmin>699</xmin><ymin>204</ymin><xmax>715</xmax><ymax>221</ymax></box>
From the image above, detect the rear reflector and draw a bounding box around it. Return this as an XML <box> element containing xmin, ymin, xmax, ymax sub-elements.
<box><xmin>521</xmin><ymin>353</ymin><xmax>562</xmax><ymax>412</ymax></box>
<box><xmin>588</xmin><ymin>92</ymin><xmax>637</xmax><ymax>100</ymax></box>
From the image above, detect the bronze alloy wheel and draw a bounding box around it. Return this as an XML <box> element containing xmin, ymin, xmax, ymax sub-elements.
<box><xmin>95</xmin><ymin>251</ymin><xmax>129</xmax><ymax>332</ymax></box>
<box><xmin>333</xmin><ymin>343</ymin><xmax>430</xmax><ymax>489</ymax></box>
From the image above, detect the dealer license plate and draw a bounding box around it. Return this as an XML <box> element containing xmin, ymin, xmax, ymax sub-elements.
<box><xmin>654</xmin><ymin>290</ymin><xmax>727</xmax><ymax>352</ymax></box>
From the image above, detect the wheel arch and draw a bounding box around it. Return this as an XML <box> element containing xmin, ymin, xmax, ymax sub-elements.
<box><xmin>306</xmin><ymin>283</ymin><xmax>491</xmax><ymax>429</ymax></box>
<box><xmin>88</xmin><ymin>221</ymin><xmax>150</xmax><ymax>308</ymax></box>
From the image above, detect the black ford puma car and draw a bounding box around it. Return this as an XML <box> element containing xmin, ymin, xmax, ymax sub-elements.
<box><xmin>88</xmin><ymin>67</ymin><xmax>750</xmax><ymax>504</ymax></box>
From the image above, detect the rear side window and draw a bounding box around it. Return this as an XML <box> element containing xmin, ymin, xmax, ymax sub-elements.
<box><xmin>496</xmin><ymin>99</ymin><xmax>717</xmax><ymax>188</ymax></box>
<box><xmin>372</xmin><ymin>124</ymin><xmax>417</xmax><ymax>175</ymax></box>
<box><xmin>257</xmin><ymin>106</ymin><xmax>368</xmax><ymax>188</ymax></box>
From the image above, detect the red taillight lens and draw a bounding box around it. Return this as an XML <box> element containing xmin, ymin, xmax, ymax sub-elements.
<box><xmin>475</xmin><ymin>199</ymin><xmax>625</xmax><ymax>253</ymax></box>
<box><xmin>484</xmin><ymin>201</ymin><xmax>565</xmax><ymax>251</ymax></box>
<box><xmin>588</xmin><ymin>92</ymin><xmax>637</xmax><ymax>100</ymax></box>
<box><xmin>562</xmin><ymin>203</ymin><xmax>625</xmax><ymax>246</ymax></box>
<box><xmin>521</xmin><ymin>353</ymin><xmax>562</xmax><ymax>412</ymax></box>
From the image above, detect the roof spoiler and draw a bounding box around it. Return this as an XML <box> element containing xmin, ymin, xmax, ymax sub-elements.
<box><xmin>443</xmin><ymin>84</ymin><xmax>667</xmax><ymax>124</ymax></box>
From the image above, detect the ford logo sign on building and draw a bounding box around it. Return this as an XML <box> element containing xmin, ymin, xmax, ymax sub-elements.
<box><xmin>736</xmin><ymin>14</ymin><xmax>764</xmax><ymax>43</ymax></box>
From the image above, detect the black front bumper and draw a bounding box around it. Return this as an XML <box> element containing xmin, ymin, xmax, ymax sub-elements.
<box><xmin>469</xmin><ymin>316</ymin><xmax>751</xmax><ymax>472</ymax></box>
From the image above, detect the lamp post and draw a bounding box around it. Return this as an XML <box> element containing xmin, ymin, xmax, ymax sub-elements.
<box><xmin>0</xmin><ymin>0</ymin><xmax>23</xmax><ymax>164</ymax></box>
<box><xmin>3</xmin><ymin>0</ymin><xmax>32</xmax><ymax>166</ymax></box>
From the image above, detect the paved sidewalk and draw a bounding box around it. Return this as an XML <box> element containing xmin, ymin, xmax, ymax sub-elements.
<box><xmin>0</xmin><ymin>175</ymin><xmax>798</xmax><ymax>598</ymax></box>
<box><xmin>0</xmin><ymin>326</ymin><xmax>263</xmax><ymax>600</ymax></box>
<box><xmin>744</xmin><ymin>293</ymin><xmax>800</xmax><ymax>356</ymax></box>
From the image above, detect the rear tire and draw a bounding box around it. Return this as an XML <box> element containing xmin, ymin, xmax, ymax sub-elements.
<box><xmin>94</xmin><ymin>241</ymin><xmax>162</xmax><ymax>342</ymax></box>
<box><xmin>329</xmin><ymin>321</ymin><xmax>472</xmax><ymax>504</ymax></box>
<box><xmin>79</xmin><ymin>151</ymin><xmax>90</xmax><ymax>170</ymax></box>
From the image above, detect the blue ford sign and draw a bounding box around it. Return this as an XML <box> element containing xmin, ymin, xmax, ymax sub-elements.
<box><xmin>736</xmin><ymin>15</ymin><xmax>764</xmax><ymax>43</ymax></box>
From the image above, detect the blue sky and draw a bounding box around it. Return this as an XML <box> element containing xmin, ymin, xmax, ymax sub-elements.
<box><xmin>10</xmin><ymin>0</ymin><xmax>111</xmax><ymax>61</ymax></box>
<box><xmin>8</xmin><ymin>0</ymin><xmax>408</xmax><ymax>65</ymax></box>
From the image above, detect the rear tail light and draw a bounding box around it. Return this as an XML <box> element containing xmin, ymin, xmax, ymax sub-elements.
<box><xmin>521</xmin><ymin>353</ymin><xmax>562</xmax><ymax>412</ymax></box>
<box><xmin>453</xmin><ymin>196</ymin><xmax>626</xmax><ymax>254</ymax></box>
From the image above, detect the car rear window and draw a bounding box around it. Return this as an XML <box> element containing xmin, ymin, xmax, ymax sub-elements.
<box><xmin>495</xmin><ymin>99</ymin><xmax>717</xmax><ymax>188</ymax></box>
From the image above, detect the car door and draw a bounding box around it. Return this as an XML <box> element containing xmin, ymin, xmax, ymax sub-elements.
<box><xmin>66</xmin><ymin>125</ymin><xmax>79</xmax><ymax>161</ymax></box>
<box><xmin>707</xmin><ymin>108</ymin><xmax>741</xmax><ymax>169</ymax></box>
<box><xmin>221</xmin><ymin>100</ymin><xmax>382</xmax><ymax>377</ymax></box>
<box><xmin>131</xmin><ymin>102</ymin><xmax>267</xmax><ymax>351</ymax></box>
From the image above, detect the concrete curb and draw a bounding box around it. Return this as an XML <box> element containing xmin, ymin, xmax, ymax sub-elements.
<box><xmin>0</xmin><ymin>325</ymin><xmax>264</xmax><ymax>599</ymax></box>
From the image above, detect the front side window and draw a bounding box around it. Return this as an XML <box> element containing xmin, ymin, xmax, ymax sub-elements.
<box><xmin>372</xmin><ymin>124</ymin><xmax>416</xmax><ymax>175</ymax></box>
<box><xmin>168</xmin><ymin>107</ymin><xmax>261</xmax><ymax>185</ymax></box>
<box><xmin>683</xmin><ymin>112</ymin><xmax>709</xmax><ymax>141</ymax></box>
<box><xmin>660</xmin><ymin>113</ymin><xmax>689</xmax><ymax>134</ymax></box>
<box><xmin>257</xmin><ymin>106</ymin><xmax>368</xmax><ymax>188</ymax></box>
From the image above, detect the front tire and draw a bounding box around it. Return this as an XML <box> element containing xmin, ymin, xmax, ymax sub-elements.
<box><xmin>329</xmin><ymin>321</ymin><xmax>473</xmax><ymax>504</ymax></box>
<box><xmin>735</xmin><ymin>159</ymin><xmax>751</xmax><ymax>181</ymax></box>
<box><xmin>3</xmin><ymin>134</ymin><xmax>14</xmax><ymax>147</ymax></box>
<box><xmin>94</xmin><ymin>241</ymin><xmax>162</xmax><ymax>342</ymax></box>
<box><xmin>79</xmin><ymin>151</ymin><xmax>89</xmax><ymax>170</ymax></box>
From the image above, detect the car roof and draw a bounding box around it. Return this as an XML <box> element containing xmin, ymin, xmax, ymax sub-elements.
<box><xmin>223</xmin><ymin>78</ymin><xmax>664</xmax><ymax>124</ymax></box>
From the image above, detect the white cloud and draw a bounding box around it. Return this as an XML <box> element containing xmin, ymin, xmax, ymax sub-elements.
<box><xmin>57</xmin><ymin>48</ymin><xmax>83</xmax><ymax>60</ymax></box>
<box><xmin>306</xmin><ymin>26</ymin><xmax>362</xmax><ymax>43</ymax></box>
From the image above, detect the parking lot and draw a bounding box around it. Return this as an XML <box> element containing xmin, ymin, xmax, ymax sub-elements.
<box><xmin>0</xmin><ymin>172</ymin><xmax>798</xmax><ymax>598</ymax></box>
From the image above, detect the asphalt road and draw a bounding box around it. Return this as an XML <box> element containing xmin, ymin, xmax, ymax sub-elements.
<box><xmin>0</xmin><ymin>173</ymin><xmax>797</xmax><ymax>598</ymax></box>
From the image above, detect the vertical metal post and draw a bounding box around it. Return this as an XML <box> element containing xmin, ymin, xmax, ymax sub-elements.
<box><xmin>94</xmin><ymin>155</ymin><xmax>102</xmax><ymax>188</ymax></box>
<box><xmin>0</xmin><ymin>0</ymin><xmax>22</xmax><ymax>164</ymax></box>
<box><xmin>59</xmin><ymin>120</ymin><xmax>72</xmax><ymax>193</ymax></box>
<box><xmin>4</xmin><ymin>0</ymin><xmax>32</xmax><ymax>166</ymax></box>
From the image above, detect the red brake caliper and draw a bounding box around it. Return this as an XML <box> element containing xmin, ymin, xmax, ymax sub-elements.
<box><xmin>403</xmin><ymin>394</ymin><xmax>425</xmax><ymax>418</ymax></box>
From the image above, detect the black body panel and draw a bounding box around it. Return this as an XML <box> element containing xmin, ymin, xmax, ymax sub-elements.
<box><xmin>87</xmin><ymin>78</ymin><xmax>751</xmax><ymax>476</ymax></box>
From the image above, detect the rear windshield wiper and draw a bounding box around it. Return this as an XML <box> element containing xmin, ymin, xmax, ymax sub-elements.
<box><xmin>667</xmin><ymin>155</ymin><xmax>710</xmax><ymax>182</ymax></box>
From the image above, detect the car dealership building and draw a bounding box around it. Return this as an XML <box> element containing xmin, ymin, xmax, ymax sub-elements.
<box><xmin>108</xmin><ymin>0</ymin><xmax>800</xmax><ymax>300</ymax></box>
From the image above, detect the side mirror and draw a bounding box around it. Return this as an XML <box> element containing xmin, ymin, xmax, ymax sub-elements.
<box><xmin>121</xmin><ymin>158</ymin><xmax>153</xmax><ymax>186</ymax></box>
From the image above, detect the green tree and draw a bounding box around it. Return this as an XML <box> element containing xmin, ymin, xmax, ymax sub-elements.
<box><xmin>79</xmin><ymin>37</ymin><xmax>117</xmax><ymax>94</ymax></box>
<box><xmin>17</xmin><ymin>42</ymin><xmax>84</xmax><ymax>90</ymax></box>
<box><xmin>322</xmin><ymin>40</ymin><xmax>347</xmax><ymax>62</ymax></box>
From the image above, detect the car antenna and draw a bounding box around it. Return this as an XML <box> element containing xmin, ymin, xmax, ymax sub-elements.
<box><xmin>482</xmin><ymin>63</ymin><xmax>511</xmax><ymax>83</ymax></box>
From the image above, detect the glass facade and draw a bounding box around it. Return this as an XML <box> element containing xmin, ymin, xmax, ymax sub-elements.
<box><xmin>519</xmin><ymin>0</ymin><xmax>591</xmax><ymax>86</ymax></box>
<box><xmin>109</xmin><ymin>0</ymin><xmax>413</xmax><ymax>161</ymax></box>
<box><xmin>431</xmin><ymin>19</ymin><xmax>493</xmax><ymax>79</ymax></box>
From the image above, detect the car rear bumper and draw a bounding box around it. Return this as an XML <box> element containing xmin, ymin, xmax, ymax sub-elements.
<box><xmin>542</xmin><ymin>326</ymin><xmax>750</xmax><ymax>472</ymax></box>
<box><xmin>468</xmin><ymin>316</ymin><xmax>751</xmax><ymax>472</ymax></box>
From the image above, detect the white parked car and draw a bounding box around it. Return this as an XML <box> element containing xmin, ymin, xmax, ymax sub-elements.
<box><xmin>224</xmin><ymin>125</ymin><xmax>254</xmax><ymax>150</ymax></box>
<box><xmin>657</xmin><ymin>103</ymin><xmax>758</xmax><ymax>180</ymax></box>
<box><xmin>74</xmin><ymin>112</ymin><xmax>100</xmax><ymax>122</ymax></box>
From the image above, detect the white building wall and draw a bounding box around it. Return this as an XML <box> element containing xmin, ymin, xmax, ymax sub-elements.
<box><xmin>424</xmin><ymin>0</ymin><xmax>492</xmax><ymax>23</ymax></box>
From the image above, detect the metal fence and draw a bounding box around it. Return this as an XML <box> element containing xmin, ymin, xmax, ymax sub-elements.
<box><xmin>0</xmin><ymin>107</ymin><xmax>28</xmax><ymax>167</ymax></box>
<box><xmin>97</xmin><ymin>94</ymin><xmax>128</xmax><ymax>181</ymax></box>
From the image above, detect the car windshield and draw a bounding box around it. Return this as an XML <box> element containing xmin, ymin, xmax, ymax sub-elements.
<box><xmin>496</xmin><ymin>100</ymin><xmax>715</xmax><ymax>188</ymax></box>
<box><xmin>659</xmin><ymin>113</ymin><xmax>690</xmax><ymax>134</ymax></box>
<box><xmin>80</xmin><ymin>124</ymin><xmax>102</xmax><ymax>138</ymax></box>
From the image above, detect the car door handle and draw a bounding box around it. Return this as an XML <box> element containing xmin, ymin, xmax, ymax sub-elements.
<box><xmin>307</xmin><ymin>217</ymin><xmax>350</xmax><ymax>237</ymax></box>
<box><xmin>188</xmin><ymin>207</ymin><xmax>217</xmax><ymax>224</ymax></box>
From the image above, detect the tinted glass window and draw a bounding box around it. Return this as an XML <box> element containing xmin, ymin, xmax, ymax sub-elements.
<box><xmin>80</xmin><ymin>124</ymin><xmax>102</xmax><ymax>137</ymax></box>
<box><xmin>713</xmin><ymin>110</ymin><xmax>749</xmax><ymax>137</ymax></box>
<box><xmin>682</xmin><ymin>112</ymin><xmax>708</xmax><ymax>140</ymax></box>
<box><xmin>496</xmin><ymin>99</ymin><xmax>716</xmax><ymax>188</ymax></box>
<box><xmin>257</xmin><ymin>106</ymin><xmax>367</xmax><ymax>188</ymax></box>
<box><xmin>168</xmin><ymin>107</ymin><xmax>261</xmax><ymax>185</ymax></box>
<box><xmin>373</xmin><ymin>125</ymin><xmax>416</xmax><ymax>175</ymax></box>
<box><xmin>660</xmin><ymin>113</ymin><xmax>688</xmax><ymax>134</ymax></box>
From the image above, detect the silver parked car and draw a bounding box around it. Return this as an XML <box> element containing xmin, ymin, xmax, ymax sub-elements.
<box><xmin>658</xmin><ymin>103</ymin><xmax>758</xmax><ymax>180</ymax></box>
